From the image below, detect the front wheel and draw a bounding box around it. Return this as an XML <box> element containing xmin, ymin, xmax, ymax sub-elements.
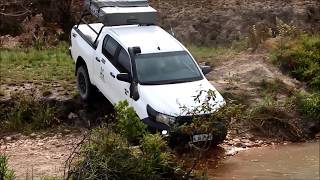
<box><xmin>77</xmin><ymin>66</ymin><xmax>94</xmax><ymax>101</ymax></box>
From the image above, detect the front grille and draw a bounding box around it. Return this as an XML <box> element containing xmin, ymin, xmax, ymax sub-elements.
<box><xmin>176</xmin><ymin>114</ymin><xmax>211</xmax><ymax>126</ymax></box>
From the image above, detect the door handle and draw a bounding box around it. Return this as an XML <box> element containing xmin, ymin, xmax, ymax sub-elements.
<box><xmin>95</xmin><ymin>57</ymin><xmax>101</xmax><ymax>62</ymax></box>
<box><xmin>110</xmin><ymin>72</ymin><xmax>115</xmax><ymax>78</ymax></box>
<box><xmin>101</xmin><ymin>58</ymin><xmax>106</xmax><ymax>64</ymax></box>
<box><xmin>72</xmin><ymin>33</ymin><xmax>77</xmax><ymax>38</ymax></box>
<box><xmin>124</xmin><ymin>89</ymin><xmax>129</xmax><ymax>95</ymax></box>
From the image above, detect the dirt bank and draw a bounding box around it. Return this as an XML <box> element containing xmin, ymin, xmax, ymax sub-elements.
<box><xmin>152</xmin><ymin>0</ymin><xmax>320</xmax><ymax>45</ymax></box>
<box><xmin>1</xmin><ymin>0</ymin><xmax>319</xmax><ymax>46</ymax></box>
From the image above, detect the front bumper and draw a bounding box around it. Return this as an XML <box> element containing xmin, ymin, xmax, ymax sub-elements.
<box><xmin>142</xmin><ymin>115</ymin><xmax>227</xmax><ymax>146</ymax></box>
<box><xmin>142</xmin><ymin>117</ymin><xmax>170</xmax><ymax>131</ymax></box>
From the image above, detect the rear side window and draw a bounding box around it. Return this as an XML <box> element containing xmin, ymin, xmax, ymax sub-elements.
<box><xmin>102</xmin><ymin>35</ymin><xmax>119</xmax><ymax>62</ymax></box>
<box><xmin>117</xmin><ymin>48</ymin><xmax>131</xmax><ymax>73</ymax></box>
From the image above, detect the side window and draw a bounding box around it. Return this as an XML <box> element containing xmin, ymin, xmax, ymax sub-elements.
<box><xmin>102</xmin><ymin>35</ymin><xmax>119</xmax><ymax>62</ymax></box>
<box><xmin>116</xmin><ymin>48</ymin><xmax>131</xmax><ymax>73</ymax></box>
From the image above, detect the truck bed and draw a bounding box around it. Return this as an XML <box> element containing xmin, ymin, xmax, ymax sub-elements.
<box><xmin>76</xmin><ymin>23</ymin><xmax>104</xmax><ymax>46</ymax></box>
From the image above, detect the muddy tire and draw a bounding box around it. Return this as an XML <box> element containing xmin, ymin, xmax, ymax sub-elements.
<box><xmin>77</xmin><ymin>66</ymin><xmax>94</xmax><ymax>101</ymax></box>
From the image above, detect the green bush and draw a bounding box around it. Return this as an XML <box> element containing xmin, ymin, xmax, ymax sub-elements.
<box><xmin>245</xmin><ymin>99</ymin><xmax>304</xmax><ymax>140</ymax></box>
<box><xmin>296</xmin><ymin>93</ymin><xmax>320</xmax><ymax>121</ymax></box>
<box><xmin>114</xmin><ymin>101</ymin><xmax>147</xmax><ymax>143</ymax></box>
<box><xmin>67</xmin><ymin>127</ymin><xmax>182</xmax><ymax>180</ymax></box>
<box><xmin>0</xmin><ymin>155</ymin><xmax>15</xmax><ymax>180</ymax></box>
<box><xmin>139</xmin><ymin>134</ymin><xmax>176</xmax><ymax>179</ymax></box>
<box><xmin>270</xmin><ymin>34</ymin><xmax>320</xmax><ymax>91</ymax></box>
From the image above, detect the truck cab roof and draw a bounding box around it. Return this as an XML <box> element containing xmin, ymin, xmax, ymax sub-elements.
<box><xmin>108</xmin><ymin>25</ymin><xmax>184</xmax><ymax>53</ymax></box>
<box><xmin>77</xmin><ymin>23</ymin><xmax>185</xmax><ymax>54</ymax></box>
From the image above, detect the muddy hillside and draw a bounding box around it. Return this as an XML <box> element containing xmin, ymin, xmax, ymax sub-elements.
<box><xmin>1</xmin><ymin>0</ymin><xmax>320</xmax><ymax>46</ymax></box>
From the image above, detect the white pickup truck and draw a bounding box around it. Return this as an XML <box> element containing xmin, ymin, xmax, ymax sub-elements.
<box><xmin>70</xmin><ymin>0</ymin><xmax>226</xmax><ymax>143</ymax></box>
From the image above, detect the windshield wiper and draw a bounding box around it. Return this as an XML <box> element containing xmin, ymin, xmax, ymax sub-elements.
<box><xmin>141</xmin><ymin>77</ymin><xmax>202</xmax><ymax>85</ymax></box>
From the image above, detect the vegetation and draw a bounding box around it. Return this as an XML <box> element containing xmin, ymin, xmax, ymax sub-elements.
<box><xmin>114</xmin><ymin>101</ymin><xmax>147</xmax><ymax>143</ymax></box>
<box><xmin>270</xmin><ymin>34</ymin><xmax>320</xmax><ymax>91</ymax></box>
<box><xmin>188</xmin><ymin>45</ymin><xmax>238</xmax><ymax>66</ymax></box>
<box><xmin>0</xmin><ymin>155</ymin><xmax>15</xmax><ymax>180</ymax></box>
<box><xmin>295</xmin><ymin>92</ymin><xmax>320</xmax><ymax>123</ymax></box>
<box><xmin>66</xmin><ymin>99</ymin><xmax>240</xmax><ymax>179</ymax></box>
<box><xmin>0</xmin><ymin>93</ymin><xmax>58</xmax><ymax>133</ymax></box>
<box><xmin>0</xmin><ymin>42</ymin><xmax>74</xmax><ymax>84</ymax></box>
<box><xmin>66</xmin><ymin>125</ymin><xmax>183</xmax><ymax>180</ymax></box>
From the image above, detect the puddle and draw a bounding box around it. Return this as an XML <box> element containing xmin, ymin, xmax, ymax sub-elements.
<box><xmin>209</xmin><ymin>141</ymin><xmax>320</xmax><ymax>179</ymax></box>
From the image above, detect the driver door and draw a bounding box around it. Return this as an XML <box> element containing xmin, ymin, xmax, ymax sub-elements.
<box><xmin>95</xmin><ymin>35</ymin><xmax>132</xmax><ymax>104</ymax></box>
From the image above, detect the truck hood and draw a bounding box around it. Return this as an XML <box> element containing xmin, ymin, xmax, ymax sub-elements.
<box><xmin>138</xmin><ymin>79</ymin><xmax>225</xmax><ymax>117</ymax></box>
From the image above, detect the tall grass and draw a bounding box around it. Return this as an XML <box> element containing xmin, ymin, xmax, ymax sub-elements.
<box><xmin>0</xmin><ymin>155</ymin><xmax>15</xmax><ymax>180</ymax></box>
<box><xmin>0</xmin><ymin>42</ymin><xmax>74</xmax><ymax>84</ymax></box>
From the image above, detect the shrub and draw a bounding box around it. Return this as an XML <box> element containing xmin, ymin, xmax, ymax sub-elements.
<box><xmin>296</xmin><ymin>93</ymin><xmax>320</xmax><ymax>121</ymax></box>
<box><xmin>0</xmin><ymin>155</ymin><xmax>15</xmax><ymax>180</ymax></box>
<box><xmin>139</xmin><ymin>134</ymin><xmax>176</xmax><ymax>179</ymax></box>
<box><xmin>67</xmin><ymin>126</ymin><xmax>183</xmax><ymax>180</ymax></box>
<box><xmin>245</xmin><ymin>99</ymin><xmax>304</xmax><ymax>140</ymax></box>
<box><xmin>270</xmin><ymin>34</ymin><xmax>320</xmax><ymax>91</ymax></box>
<box><xmin>114</xmin><ymin>101</ymin><xmax>147</xmax><ymax>143</ymax></box>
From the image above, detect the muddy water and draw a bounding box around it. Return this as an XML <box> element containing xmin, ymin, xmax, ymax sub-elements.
<box><xmin>210</xmin><ymin>141</ymin><xmax>320</xmax><ymax>180</ymax></box>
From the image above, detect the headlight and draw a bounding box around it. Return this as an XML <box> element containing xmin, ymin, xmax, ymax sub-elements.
<box><xmin>147</xmin><ymin>105</ymin><xmax>176</xmax><ymax>126</ymax></box>
<box><xmin>156</xmin><ymin>113</ymin><xmax>176</xmax><ymax>126</ymax></box>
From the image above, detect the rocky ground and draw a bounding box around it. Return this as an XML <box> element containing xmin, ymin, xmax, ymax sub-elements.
<box><xmin>0</xmin><ymin>130</ymin><xmax>84</xmax><ymax>179</ymax></box>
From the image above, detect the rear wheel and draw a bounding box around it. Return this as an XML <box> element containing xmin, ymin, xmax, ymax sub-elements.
<box><xmin>77</xmin><ymin>66</ymin><xmax>94</xmax><ymax>101</ymax></box>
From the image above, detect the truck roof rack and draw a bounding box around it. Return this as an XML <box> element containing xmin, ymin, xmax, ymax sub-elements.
<box><xmin>83</xmin><ymin>0</ymin><xmax>157</xmax><ymax>26</ymax></box>
<box><xmin>75</xmin><ymin>0</ymin><xmax>157</xmax><ymax>48</ymax></box>
<box><xmin>85</xmin><ymin>0</ymin><xmax>149</xmax><ymax>8</ymax></box>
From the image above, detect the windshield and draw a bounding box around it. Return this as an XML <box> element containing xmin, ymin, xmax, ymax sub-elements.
<box><xmin>135</xmin><ymin>51</ymin><xmax>203</xmax><ymax>85</ymax></box>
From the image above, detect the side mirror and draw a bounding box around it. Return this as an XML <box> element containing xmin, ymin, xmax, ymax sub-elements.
<box><xmin>129</xmin><ymin>46</ymin><xmax>141</xmax><ymax>55</ymax></box>
<box><xmin>117</xmin><ymin>73</ymin><xmax>131</xmax><ymax>83</ymax></box>
<box><xmin>200</xmin><ymin>65</ymin><xmax>212</xmax><ymax>75</ymax></box>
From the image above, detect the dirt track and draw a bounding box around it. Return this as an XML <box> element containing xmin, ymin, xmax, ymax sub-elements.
<box><xmin>1</xmin><ymin>131</ymin><xmax>84</xmax><ymax>179</ymax></box>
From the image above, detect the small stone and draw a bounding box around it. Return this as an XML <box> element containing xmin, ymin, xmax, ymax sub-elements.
<box><xmin>30</xmin><ymin>133</ymin><xmax>37</xmax><ymax>138</ymax></box>
<box><xmin>55</xmin><ymin>144</ymin><xmax>62</xmax><ymax>148</ymax></box>
<box><xmin>42</xmin><ymin>91</ymin><xmax>52</xmax><ymax>97</ymax></box>
<box><xmin>37</xmin><ymin>143</ymin><xmax>44</xmax><ymax>146</ymax></box>
<box><xmin>244</xmin><ymin>142</ymin><xmax>254</xmax><ymax>147</ymax></box>
<box><xmin>52</xmin><ymin>155</ymin><xmax>60</xmax><ymax>159</ymax></box>
<box><xmin>234</xmin><ymin>142</ymin><xmax>243</xmax><ymax>147</ymax></box>
<box><xmin>233</xmin><ymin>138</ymin><xmax>240</xmax><ymax>142</ymax></box>
<box><xmin>225</xmin><ymin>149</ymin><xmax>238</xmax><ymax>156</ymax></box>
<box><xmin>5</xmin><ymin>137</ymin><xmax>12</xmax><ymax>141</ymax></box>
<box><xmin>241</xmin><ymin>139</ymin><xmax>250</xmax><ymax>143</ymax></box>
<box><xmin>12</xmin><ymin>133</ymin><xmax>22</xmax><ymax>140</ymax></box>
<box><xmin>68</xmin><ymin>112</ymin><xmax>78</xmax><ymax>119</ymax></box>
<box><xmin>0</xmin><ymin>145</ymin><xmax>6</xmax><ymax>150</ymax></box>
<box><xmin>64</xmin><ymin>129</ymin><xmax>71</xmax><ymax>133</ymax></box>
